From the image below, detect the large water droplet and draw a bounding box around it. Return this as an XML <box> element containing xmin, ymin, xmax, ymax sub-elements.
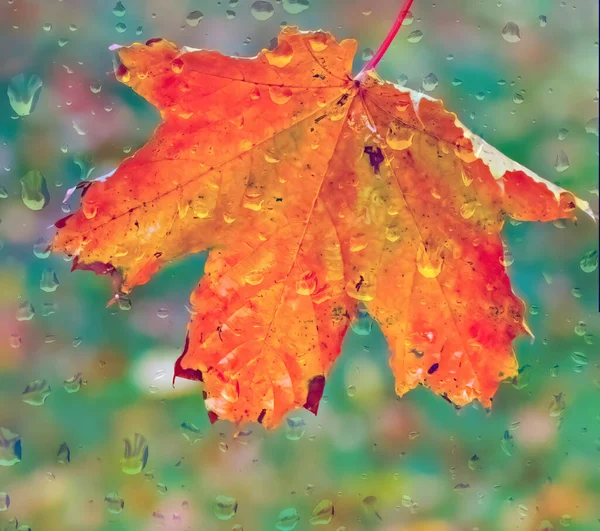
<box><xmin>251</xmin><ymin>1</ymin><xmax>274</xmax><ymax>20</ymax></box>
<box><xmin>20</xmin><ymin>170</ymin><xmax>49</xmax><ymax>210</ymax></box>
<box><xmin>7</xmin><ymin>74</ymin><xmax>43</xmax><ymax>117</ymax></box>
<box><xmin>269</xmin><ymin>86</ymin><xmax>293</xmax><ymax>105</ymax></box>
<box><xmin>40</xmin><ymin>268</ymin><xmax>59</xmax><ymax>292</ymax></box>
<box><xmin>266</xmin><ymin>41</ymin><xmax>294</xmax><ymax>68</ymax></box>
<box><xmin>580</xmin><ymin>249</ymin><xmax>598</xmax><ymax>273</ymax></box>
<box><xmin>407</xmin><ymin>30</ymin><xmax>423</xmax><ymax>43</ymax></box>
<box><xmin>282</xmin><ymin>0</ymin><xmax>310</xmax><ymax>14</ymax></box>
<box><xmin>112</xmin><ymin>1</ymin><xmax>126</xmax><ymax>16</ymax></box>
<box><xmin>185</xmin><ymin>10</ymin><xmax>204</xmax><ymax>26</ymax></box>
<box><xmin>309</xmin><ymin>499</ymin><xmax>334</xmax><ymax>525</ymax></box>
<box><xmin>181</xmin><ymin>422</ymin><xmax>203</xmax><ymax>445</ymax></box>
<box><xmin>276</xmin><ymin>508</ymin><xmax>300</xmax><ymax>531</ymax></box>
<box><xmin>386</xmin><ymin>121</ymin><xmax>414</xmax><ymax>150</ymax></box>
<box><xmin>56</xmin><ymin>442</ymin><xmax>71</xmax><ymax>464</ymax></box>
<box><xmin>585</xmin><ymin>117</ymin><xmax>599</xmax><ymax>136</ymax></box>
<box><xmin>33</xmin><ymin>237</ymin><xmax>51</xmax><ymax>259</ymax></box>
<box><xmin>22</xmin><ymin>380</ymin><xmax>51</xmax><ymax>406</ymax></box>
<box><xmin>554</xmin><ymin>150</ymin><xmax>570</xmax><ymax>172</ymax></box>
<box><xmin>171</xmin><ymin>58</ymin><xmax>184</xmax><ymax>74</ymax></box>
<box><xmin>549</xmin><ymin>393</ymin><xmax>565</xmax><ymax>417</ymax></box>
<box><xmin>121</xmin><ymin>433</ymin><xmax>149</xmax><ymax>475</ymax></box>
<box><xmin>460</xmin><ymin>200</ymin><xmax>478</xmax><ymax>219</ymax></box>
<box><xmin>295</xmin><ymin>271</ymin><xmax>317</xmax><ymax>295</ymax></box>
<box><xmin>16</xmin><ymin>302</ymin><xmax>35</xmax><ymax>321</ymax></box>
<box><xmin>285</xmin><ymin>417</ymin><xmax>307</xmax><ymax>441</ymax></box>
<box><xmin>0</xmin><ymin>492</ymin><xmax>9</xmax><ymax>512</ymax></box>
<box><xmin>416</xmin><ymin>244</ymin><xmax>443</xmax><ymax>278</ymax></box>
<box><xmin>361</xmin><ymin>496</ymin><xmax>382</xmax><ymax>520</ymax></box>
<box><xmin>63</xmin><ymin>373</ymin><xmax>83</xmax><ymax>393</ymax></box>
<box><xmin>104</xmin><ymin>492</ymin><xmax>124</xmax><ymax>514</ymax></box>
<box><xmin>244</xmin><ymin>270</ymin><xmax>264</xmax><ymax>286</ymax></box>
<box><xmin>513</xmin><ymin>91</ymin><xmax>525</xmax><ymax>104</ymax></box>
<box><xmin>308</xmin><ymin>32</ymin><xmax>328</xmax><ymax>52</ymax></box>
<box><xmin>213</xmin><ymin>495</ymin><xmax>238</xmax><ymax>520</ymax></box>
<box><xmin>0</xmin><ymin>428</ymin><xmax>22</xmax><ymax>467</ymax></box>
<box><xmin>502</xmin><ymin>22</ymin><xmax>521</xmax><ymax>43</ymax></box>
<box><xmin>350</xmin><ymin>302</ymin><xmax>373</xmax><ymax>336</ymax></box>
<box><xmin>422</xmin><ymin>73</ymin><xmax>438</xmax><ymax>91</ymax></box>
<box><xmin>500</xmin><ymin>429</ymin><xmax>514</xmax><ymax>456</ymax></box>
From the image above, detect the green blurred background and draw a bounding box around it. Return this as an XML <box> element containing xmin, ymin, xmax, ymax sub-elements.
<box><xmin>0</xmin><ymin>0</ymin><xmax>598</xmax><ymax>530</ymax></box>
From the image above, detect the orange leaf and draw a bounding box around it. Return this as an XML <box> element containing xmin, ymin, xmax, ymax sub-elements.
<box><xmin>52</xmin><ymin>28</ymin><xmax>593</xmax><ymax>428</ymax></box>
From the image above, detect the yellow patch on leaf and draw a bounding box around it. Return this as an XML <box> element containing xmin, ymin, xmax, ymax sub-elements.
<box><xmin>52</xmin><ymin>28</ymin><xmax>592</xmax><ymax>428</ymax></box>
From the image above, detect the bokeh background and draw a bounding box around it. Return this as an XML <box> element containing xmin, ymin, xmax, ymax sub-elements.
<box><xmin>0</xmin><ymin>0</ymin><xmax>598</xmax><ymax>530</ymax></box>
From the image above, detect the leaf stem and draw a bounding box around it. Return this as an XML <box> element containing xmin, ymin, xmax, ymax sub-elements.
<box><xmin>356</xmin><ymin>0</ymin><xmax>415</xmax><ymax>78</ymax></box>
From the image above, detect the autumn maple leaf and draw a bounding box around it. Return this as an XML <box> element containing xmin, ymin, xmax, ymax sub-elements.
<box><xmin>52</xmin><ymin>20</ymin><xmax>592</xmax><ymax>428</ymax></box>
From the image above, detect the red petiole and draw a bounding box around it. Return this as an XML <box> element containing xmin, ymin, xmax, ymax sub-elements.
<box><xmin>356</xmin><ymin>0</ymin><xmax>415</xmax><ymax>78</ymax></box>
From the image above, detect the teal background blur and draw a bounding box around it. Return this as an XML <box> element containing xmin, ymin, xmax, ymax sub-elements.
<box><xmin>0</xmin><ymin>0</ymin><xmax>598</xmax><ymax>530</ymax></box>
